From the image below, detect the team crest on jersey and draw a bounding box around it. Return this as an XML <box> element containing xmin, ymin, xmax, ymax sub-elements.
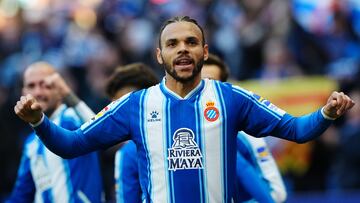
<box><xmin>168</xmin><ymin>128</ymin><xmax>204</xmax><ymax>171</ymax></box>
<box><xmin>252</xmin><ymin>93</ymin><xmax>286</xmax><ymax>116</ymax></box>
<box><xmin>204</xmin><ymin>101</ymin><xmax>219</xmax><ymax>122</ymax></box>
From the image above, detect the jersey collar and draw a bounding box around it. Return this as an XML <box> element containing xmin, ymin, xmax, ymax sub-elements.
<box><xmin>160</xmin><ymin>77</ymin><xmax>205</xmax><ymax>100</ymax></box>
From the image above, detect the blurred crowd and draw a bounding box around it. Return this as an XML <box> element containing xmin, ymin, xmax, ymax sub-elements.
<box><xmin>1</xmin><ymin>0</ymin><xmax>360</xmax><ymax>201</ymax></box>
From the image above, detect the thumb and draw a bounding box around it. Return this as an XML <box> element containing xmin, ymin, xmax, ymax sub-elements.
<box><xmin>31</xmin><ymin>102</ymin><xmax>42</xmax><ymax>111</ymax></box>
<box><xmin>330</xmin><ymin>99</ymin><xmax>337</xmax><ymax>108</ymax></box>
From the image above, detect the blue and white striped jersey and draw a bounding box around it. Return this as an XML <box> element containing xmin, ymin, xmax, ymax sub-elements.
<box><xmin>115</xmin><ymin>141</ymin><xmax>142</xmax><ymax>203</ymax></box>
<box><xmin>34</xmin><ymin>79</ymin><xmax>332</xmax><ymax>203</ymax></box>
<box><xmin>236</xmin><ymin>132</ymin><xmax>286</xmax><ymax>203</ymax></box>
<box><xmin>114</xmin><ymin>126</ymin><xmax>286</xmax><ymax>203</ymax></box>
<box><xmin>8</xmin><ymin>105</ymin><xmax>102</xmax><ymax>203</ymax></box>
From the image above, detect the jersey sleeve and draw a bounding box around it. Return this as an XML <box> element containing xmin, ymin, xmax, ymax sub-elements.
<box><xmin>272</xmin><ymin>109</ymin><xmax>333</xmax><ymax>143</ymax></box>
<box><xmin>231</xmin><ymin>85</ymin><xmax>333</xmax><ymax>143</ymax></box>
<box><xmin>231</xmin><ymin>85</ymin><xmax>286</xmax><ymax>137</ymax></box>
<box><xmin>6</xmin><ymin>142</ymin><xmax>35</xmax><ymax>203</ymax></box>
<box><xmin>33</xmin><ymin>93</ymin><xmax>133</xmax><ymax>158</ymax></box>
<box><xmin>240</xmin><ymin>133</ymin><xmax>287</xmax><ymax>203</ymax></box>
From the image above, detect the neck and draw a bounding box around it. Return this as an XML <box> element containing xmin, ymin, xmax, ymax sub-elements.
<box><xmin>165</xmin><ymin>74</ymin><xmax>201</xmax><ymax>98</ymax></box>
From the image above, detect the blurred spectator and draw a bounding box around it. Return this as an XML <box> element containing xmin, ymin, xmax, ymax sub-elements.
<box><xmin>256</xmin><ymin>36</ymin><xmax>302</xmax><ymax>80</ymax></box>
<box><xmin>330</xmin><ymin>84</ymin><xmax>360</xmax><ymax>191</ymax></box>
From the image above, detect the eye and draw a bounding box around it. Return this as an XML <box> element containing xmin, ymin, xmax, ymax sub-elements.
<box><xmin>187</xmin><ymin>38</ymin><xmax>199</xmax><ymax>46</ymax></box>
<box><xmin>26</xmin><ymin>83</ymin><xmax>35</xmax><ymax>89</ymax></box>
<box><xmin>167</xmin><ymin>41</ymin><xmax>176</xmax><ymax>47</ymax></box>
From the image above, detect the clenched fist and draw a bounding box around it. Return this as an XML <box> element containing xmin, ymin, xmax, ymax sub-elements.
<box><xmin>14</xmin><ymin>94</ymin><xmax>43</xmax><ymax>124</ymax></box>
<box><xmin>322</xmin><ymin>91</ymin><xmax>355</xmax><ymax>119</ymax></box>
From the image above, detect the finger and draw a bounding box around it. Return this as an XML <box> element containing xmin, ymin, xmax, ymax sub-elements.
<box><xmin>26</xmin><ymin>94</ymin><xmax>35</xmax><ymax>103</ymax></box>
<box><xmin>20</xmin><ymin>95</ymin><xmax>27</xmax><ymax>105</ymax></box>
<box><xmin>330</xmin><ymin>99</ymin><xmax>337</xmax><ymax>108</ymax></box>
<box><xmin>16</xmin><ymin>100</ymin><xmax>23</xmax><ymax>111</ymax></box>
<box><xmin>344</xmin><ymin>96</ymin><xmax>355</xmax><ymax>111</ymax></box>
<box><xmin>336</xmin><ymin>94</ymin><xmax>347</xmax><ymax>115</ymax></box>
<box><xmin>31</xmin><ymin>102</ymin><xmax>42</xmax><ymax>111</ymax></box>
<box><xmin>337</xmin><ymin>92</ymin><xmax>345</xmax><ymax>107</ymax></box>
<box><xmin>14</xmin><ymin>105</ymin><xmax>25</xmax><ymax>118</ymax></box>
<box><xmin>14</xmin><ymin>105</ymin><xmax>19</xmax><ymax>114</ymax></box>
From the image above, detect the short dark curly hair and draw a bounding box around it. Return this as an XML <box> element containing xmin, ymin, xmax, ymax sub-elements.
<box><xmin>204</xmin><ymin>54</ymin><xmax>229</xmax><ymax>82</ymax></box>
<box><xmin>105</xmin><ymin>63</ymin><xmax>159</xmax><ymax>99</ymax></box>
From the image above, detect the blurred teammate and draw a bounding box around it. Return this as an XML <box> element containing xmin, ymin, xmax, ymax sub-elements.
<box><xmin>202</xmin><ymin>54</ymin><xmax>286</xmax><ymax>202</ymax></box>
<box><xmin>14</xmin><ymin>16</ymin><xmax>355</xmax><ymax>202</ymax></box>
<box><xmin>105</xmin><ymin>63</ymin><xmax>159</xmax><ymax>203</ymax></box>
<box><xmin>7</xmin><ymin>62</ymin><xmax>102</xmax><ymax>203</ymax></box>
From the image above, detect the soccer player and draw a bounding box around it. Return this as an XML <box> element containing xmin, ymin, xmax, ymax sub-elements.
<box><xmin>202</xmin><ymin>54</ymin><xmax>286</xmax><ymax>203</ymax></box>
<box><xmin>14</xmin><ymin>16</ymin><xmax>354</xmax><ymax>203</ymax></box>
<box><xmin>105</xmin><ymin>63</ymin><xmax>159</xmax><ymax>203</ymax></box>
<box><xmin>8</xmin><ymin>62</ymin><xmax>102</xmax><ymax>203</ymax></box>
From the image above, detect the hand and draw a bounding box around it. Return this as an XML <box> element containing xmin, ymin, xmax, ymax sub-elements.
<box><xmin>323</xmin><ymin>91</ymin><xmax>355</xmax><ymax>119</ymax></box>
<box><xmin>14</xmin><ymin>94</ymin><xmax>43</xmax><ymax>124</ymax></box>
<box><xmin>44</xmin><ymin>73</ymin><xmax>71</xmax><ymax>99</ymax></box>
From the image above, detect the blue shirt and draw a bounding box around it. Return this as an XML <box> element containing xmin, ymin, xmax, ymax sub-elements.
<box><xmin>8</xmin><ymin>105</ymin><xmax>102</xmax><ymax>203</ymax></box>
<box><xmin>34</xmin><ymin>79</ymin><xmax>332</xmax><ymax>203</ymax></box>
<box><xmin>115</xmin><ymin>141</ymin><xmax>142</xmax><ymax>203</ymax></box>
<box><xmin>236</xmin><ymin>132</ymin><xmax>287</xmax><ymax>203</ymax></box>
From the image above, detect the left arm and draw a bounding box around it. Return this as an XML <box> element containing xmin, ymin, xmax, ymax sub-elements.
<box><xmin>233</xmin><ymin>87</ymin><xmax>355</xmax><ymax>143</ymax></box>
<box><xmin>272</xmin><ymin>109</ymin><xmax>332</xmax><ymax>143</ymax></box>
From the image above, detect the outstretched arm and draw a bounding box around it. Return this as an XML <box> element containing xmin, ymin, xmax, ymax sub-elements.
<box><xmin>272</xmin><ymin>91</ymin><xmax>355</xmax><ymax>143</ymax></box>
<box><xmin>14</xmin><ymin>94</ymin><xmax>131</xmax><ymax>158</ymax></box>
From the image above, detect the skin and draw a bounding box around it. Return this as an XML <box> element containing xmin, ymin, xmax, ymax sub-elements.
<box><xmin>156</xmin><ymin>21</ymin><xmax>209</xmax><ymax>98</ymax></box>
<box><xmin>15</xmin><ymin>21</ymin><xmax>355</xmax><ymax>124</ymax></box>
<box><xmin>201</xmin><ymin>64</ymin><xmax>222</xmax><ymax>81</ymax></box>
<box><xmin>21</xmin><ymin>63</ymin><xmax>62</xmax><ymax>118</ymax></box>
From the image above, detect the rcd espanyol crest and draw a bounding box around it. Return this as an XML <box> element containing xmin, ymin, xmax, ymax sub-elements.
<box><xmin>168</xmin><ymin>128</ymin><xmax>204</xmax><ymax>171</ymax></box>
<box><xmin>204</xmin><ymin>101</ymin><xmax>219</xmax><ymax>122</ymax></box>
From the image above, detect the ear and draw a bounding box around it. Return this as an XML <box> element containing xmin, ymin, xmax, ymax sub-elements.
<box><xmin>203</xmin><ymin>44</ymin><xmax>209</xmax><ymax>61</ymax></box>
<box><xmin>156</xmin><ymin>48</ymin><xmax>163</xmax><ymax>64</ymax></box>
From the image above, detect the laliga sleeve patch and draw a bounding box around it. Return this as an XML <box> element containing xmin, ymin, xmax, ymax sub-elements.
<box><xmin>252</xmin><ymin>92</ymin><xmax>286</xmax><ymax>116</ymax></box>
<box><xmin>80</xmin><ymin>101</ymin><xmax>115</xmax><ymax>130</ymax></box>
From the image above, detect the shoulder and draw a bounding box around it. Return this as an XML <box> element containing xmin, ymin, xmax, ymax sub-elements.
<box><xmin>121</xmin><ymin>141</ymin><xmax>137</xmax><ymax>154</ymax></box>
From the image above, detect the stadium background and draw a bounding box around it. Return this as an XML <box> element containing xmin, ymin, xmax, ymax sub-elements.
<box><xmin>0</xmin><ymin>0</ymin><xmax>359</xmax><ymax>202</ymax></box>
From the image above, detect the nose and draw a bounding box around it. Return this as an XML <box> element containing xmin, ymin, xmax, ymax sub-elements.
<box><xmin>32</xmin><ymin>85</ymin><xmax>44</xmax><ymax>98</ymax></box>
<box><xmin>177</xmin><ymin>42</ymin><xmax>189</xmax><ymax>55</ymax></box>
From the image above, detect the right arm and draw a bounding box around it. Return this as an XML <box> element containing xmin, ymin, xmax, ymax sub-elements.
<box><xmin>15</xmin><ymin>94</ymin><xmax>132</xmax><ymax>158</ymax></box>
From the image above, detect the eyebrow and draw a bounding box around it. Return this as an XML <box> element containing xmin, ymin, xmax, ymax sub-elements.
<box><xmin>186</xmin><ymin>36</ymin><xmax>200</xmax><ymax>43</ymax></box>
<box><xmin>165</xmin><ymin>36</ymin><xmax>200</xmax><ymax>44</ymax></box>
<box><xmin>165</xmin><ymin>38</ymin><xmax>177</xmax><ymax>45</ymax></box>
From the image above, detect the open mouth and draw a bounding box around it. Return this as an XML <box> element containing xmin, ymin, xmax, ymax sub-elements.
<box><xmin>174</xmin><ymin>57</ymin><xmax>194</xmax><ymax>69</ymax></box>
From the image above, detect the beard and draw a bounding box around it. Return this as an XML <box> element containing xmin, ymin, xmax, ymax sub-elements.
<box><xmin>162</xmin><ymin>55</ymin><xmax>204</xmax><ymax>83</ymax></box>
